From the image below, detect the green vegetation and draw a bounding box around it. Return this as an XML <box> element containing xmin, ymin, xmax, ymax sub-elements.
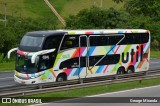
<box><xmin>0</xmin><ymin>62</ymin><xmax>15</xmax><ymax>71</ymax></box>
<box><xmin>151</xmin><ymin>51</ymin><xmax>160</xmax><ymax>58</ymax></box>
<box><xmin>61</xmin><ymin>0</ymin><xmax>124</xmax><ymax>17</ymax></box>
<box><xmin>0</xmin><ymin>0</ymin><xmax>123</xmax><ymax>18</ymax></box>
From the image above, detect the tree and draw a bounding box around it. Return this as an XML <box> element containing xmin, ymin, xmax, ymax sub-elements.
<box><xmin>125</xmin><ymin>0</ymin><xmax>160</xmax><ymax>17</ymax></box>
<box><xmin>113</xmin><ymin>0</ymin><xmax>160</xmax><ymax>17</ymax></box>
<box><xmin>66</xmin><ymin>7</ymin><xmax>130</xmax><ymax>29</ymax></box>
<box><xmin>112</xmin><ymin>0</ymin><xmax>123</xmax><ymax>3</ymax></box>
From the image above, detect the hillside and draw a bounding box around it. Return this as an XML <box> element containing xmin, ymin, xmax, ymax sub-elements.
<box><xmin>0</xmin><ymin>0</ymin><xmax>123</xmax><ymax>19</ymax></box>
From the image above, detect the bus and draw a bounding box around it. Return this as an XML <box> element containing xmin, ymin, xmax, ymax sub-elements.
<box><xmin>8</xmin><ymin>29</ymin><xmax>150</xmax><ymax>84</ymax></box>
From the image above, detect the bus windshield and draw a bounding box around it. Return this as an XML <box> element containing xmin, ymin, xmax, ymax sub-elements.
<box><xmin>19</xmin><ymin>36</ymin><xmax>45</xmax><ymax>52</ymax></box>
<box><xmin>20</xmin><ymin>36</ymin><xmax>44</xmax><ymax>47</ymax></box>
<box><xmin>16</xmin><ymin>54</ymin><xmax>39</xmax><ymax>74</ymax></box>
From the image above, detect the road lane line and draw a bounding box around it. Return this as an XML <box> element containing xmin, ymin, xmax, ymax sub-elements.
<box><xmin>0</xmin><ymin>77</ymin><xmax>13</xmax><ymax>80</ymax></box>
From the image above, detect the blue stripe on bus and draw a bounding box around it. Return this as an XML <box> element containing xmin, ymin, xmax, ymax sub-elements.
<box><xmin>73</xmin><ymin>68</ymin><xmax>83</xmax><ymax>76</ymax></box>
<box><xmin>31</xmin><ymin>74</ymin><xmax>35</xmax><ymax>78</ymax></box>
<box><xmin>96</xmin><ymin>65</ymin><xmax>105</xmax><ymax>73</ymax></box>
<box><xmin>118</xmin><ymin>31</ymin><xmax>124</xmax><ymax>34</ymax></box>
<box><xmin>89</xmin><ymin>46</ymin><xmax>96</xmax><ymax>56</ymax></box>
<box><xmin>108</xmin><ymin>45</ymin><xmax>116</xmax><ymax>54</ymax></box>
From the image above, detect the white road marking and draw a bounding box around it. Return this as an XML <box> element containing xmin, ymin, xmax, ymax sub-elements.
<box><xmin>0</xmin><ymin>84</ymin><xmax>16</xmax><ymax>88</ymax></box>
<box><xmin>150</xmin><ymin>62</ymin><xmax>159</xmax><ymax>64</ymax></box>
<box><xmin>0</xmin><ymin>71</ymin><xmax>13</xmax><ymax>73</ymax></box>
<box><xmin>0</xmin><ymin>77</ymin><xmax>13</xmax><ymax>80</ymax></box>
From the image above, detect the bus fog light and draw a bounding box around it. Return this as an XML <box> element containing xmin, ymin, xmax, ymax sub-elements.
<box><xmin>32</xmin><ymin>81</ymin><xmax>36</xmax><ymax>84</ymax></box>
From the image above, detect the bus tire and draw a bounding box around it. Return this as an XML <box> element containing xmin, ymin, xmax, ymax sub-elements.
<box><xmin>117</xmin><ymin>67</ymin><xmax>125</xmax><ymax>75</ymax></box>
<box><xmin>127</xmin><ymin>66</ymin><xmax>135</xmax><ymax>74</ymax></box>
<box><xmin>56</xmin><ymin>73</ymin><xmax>67</xmax><ymax>82</ymax></box>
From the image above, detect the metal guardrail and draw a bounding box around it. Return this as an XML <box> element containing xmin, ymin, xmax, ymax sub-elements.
<box><xmin>0</xmin><ymin>70</ymin><xmax>160</xmax><ymax>97</ymax></box>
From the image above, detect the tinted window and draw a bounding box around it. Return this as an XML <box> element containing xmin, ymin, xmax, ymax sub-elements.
<box><xmin>90</xmin><ymin>35</ymin><xmax>123</xmax><ymax>46</ymax></box>
<box><xmin>141</xmin><ymin>33</ymin><xmax>149</xmax><ymax>43</ymax></box>
<box><xmin>60</xmin><ymin>35</ymin><xmax>79</xmax><ymax>50</ymax></box>
<box><xmin>59</xmin><ymin>57</ymin><xmax>88</xmax><ymax>69</ymax></box>
<box><xmin>20</xmin><ymin>36</ymin><xmax>44</xmax><ymax>47</ymax></box>
<box><xmin>43</xmin><ymin>36</ymin><xmax>62</xmax><ymax>50</ymax></box>
<box><xmin>89</xmin><ymin>54</ymin><xmax>120</xmax><ymax>66</ymax></box>
<box><xmin>59</xmin><ymin>58</ymin><xmax>79</xmax><ymax>69</ymax></box>
<box><xmin>59</xmin><ymin>54</ymin><xmax>120</xmax><ymax>69</ymax></box>
<box><xmin>89</xmin><ymin>33</ymin><xmax>149</xmax><ymax>46</ymax></box>
<box><xmin>80</xmin><ymin>36</ymin><xmax>87</xmax><ymax>47</ymax></box>
<box><xmin>119</xmin><ymin>33</ymin><xmax>149</xmax><ymax>45</ymax></box>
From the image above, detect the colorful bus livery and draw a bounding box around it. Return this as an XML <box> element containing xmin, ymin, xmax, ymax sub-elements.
<box><xmin>8</xmin><ymin>29</ymin><xmax>150</xmax><ymax>84</ymax></box>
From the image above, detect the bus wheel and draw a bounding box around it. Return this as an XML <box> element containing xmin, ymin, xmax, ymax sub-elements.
<box><xmin>117</xmin><ymin>67</ymin><xmax>124</xmax><ymax>75</ymax></box>
<box><xmin>127</xmin><ymin>66</ymin><xmax>135</xmax><ymax>74</ymax></box>
<box><xmin>56</xmin><ymin>74</ymin><xmax>66</xmax><ymax>82</ymax></box>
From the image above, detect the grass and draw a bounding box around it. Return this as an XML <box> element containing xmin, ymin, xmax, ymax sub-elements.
<box><xmin>0</xmin><ymin>61</ymin><xmax>15</xmax><ymax>71</ymax></box>
<box><xmin>61</xmin><ymin>0</ymin><xmax>124</xmax><ymax>17</ymax></box>
<box><xmin>0</xmin><ymin>0</ymin><xmax>123</xmax><ymax>18</ymax></box>
<box><xmin>0</xmin><ymin>0</ymin><xmax>56</xmax><ymax>18</ymax></box>
<box><xmin>0</xmin><ymin>0</ymin><xmax>123</xmax><ymax>28</ymax></box>
<box><xmin>150</xmin><ymin>50</ymin><xmax>160</xmax><ymax>58</ymax></box>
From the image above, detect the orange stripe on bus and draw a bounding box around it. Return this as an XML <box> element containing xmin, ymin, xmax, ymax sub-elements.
<box><xmin>49</xmin><ymin>69</ymin><xmax>57</xmax><ymax>78</ymax></box>
<box><xmin>71</xmin><ymin>48</ymin><xmax>79</xmax><ymax>58</ymax></box>
<box><xmin>138</xmin><ymin>49</ymin><xmax>150</xmax><ymax>68</ymax></box>
<box><xmin>89</xmin><ymin>69</ymin><xmax>93</xmax><ymax>74</ymax></box>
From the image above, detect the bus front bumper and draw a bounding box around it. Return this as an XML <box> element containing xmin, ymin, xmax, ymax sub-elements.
<box><xmin>14</xmin><ymin>75</ymin><xmax>42</xmax><ymax>84</ymax></box>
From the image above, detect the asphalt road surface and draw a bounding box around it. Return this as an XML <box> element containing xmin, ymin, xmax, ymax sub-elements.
<box><xmin>0</xmin><ymin>59</ymin><xmax>160</xmax><ymax>88</ymax></box>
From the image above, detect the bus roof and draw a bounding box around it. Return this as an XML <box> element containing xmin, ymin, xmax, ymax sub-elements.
<box><xmin>64</xmin><ymin>29</ymin><xmax>150</xmax><ymax>35</ymax></box>
<box><xmin>26</xmin><ymin>29</ymin><xmax>149</xmax><ymax>37</ymax></box>
<box><xmin>26</xmin><ymin>31</ymin><xmax>65</xmax><ymax>37</ymax></box>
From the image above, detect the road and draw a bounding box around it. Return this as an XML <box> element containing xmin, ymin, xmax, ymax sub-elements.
<box><xmin>0</xmin><ymin>59</ymin><xmax>160</xmax><ymax>88</ymax></box>
<box><xmin>34</xmin><ymin>85</ymin><xmax>160</xmax><ymax>106</ymax></box>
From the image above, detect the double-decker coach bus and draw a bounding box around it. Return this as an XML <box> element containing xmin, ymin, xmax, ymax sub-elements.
<box><xmin>8</xmin><ymin>29</ymin><xmax>150</xmax><ymax>84</ymax></box>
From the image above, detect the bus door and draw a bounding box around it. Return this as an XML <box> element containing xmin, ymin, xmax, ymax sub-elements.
<box><xmin>78</xmin><ymin>35</ymin><xmax>88</xmax><ymax>78</ymax></box>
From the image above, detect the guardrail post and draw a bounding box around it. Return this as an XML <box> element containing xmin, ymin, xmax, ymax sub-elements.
<box><xmin>79</xmin><ymin>78</ymin><xmax>83</xmax><ymax>84</ymax></box>
<box><xmin>144</xmin><ymin>71</ymin><xmax>148</xmax><ymax>76</ymax></box>
<box><xmin>115</xmin><ymin>75</ymin><xmax>118</xmax><ymax>79</ymax></box>
<box><xmin>139</xmin><ymin>80</ymin><xmax>142</xmax><ymax>83</ymax></box>
<box><xmin>38</xmin><ymin>84</ymin><xmax>42</xmax><ymax>89</ymax></box>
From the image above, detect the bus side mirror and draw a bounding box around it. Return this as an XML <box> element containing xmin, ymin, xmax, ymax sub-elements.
<box><xmin>7</xmin><ymin>48</ymin><xmax>18</xmax><ymax>59</ymax></box>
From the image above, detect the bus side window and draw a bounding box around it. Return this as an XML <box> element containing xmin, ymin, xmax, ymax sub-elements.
<box><xmin>59</xmin><ymin>58</ymin><xmax>79</xmax><ymax>69</ymax></box>
<box><xmin>119</xmin><ymin>33</ymin><xmax>149</xmax><ymax>45</ymax></box>
<box><xmin>60</xmin><ymin>35</ymin><xmax>79</xmax><ymax>50</ymax></box>
<box><xmin>108</xmin><ymin>36</ymin><xmax>123</xmax><ymax>45</ymax></box>
<box><xmin>90</xmin><ymin>36</ymin><xmax>109</xmax><ymax>46</ymax></box>
<box><xmin>43</xmin><ymin>36</ymin><xmax>62</xmax><ymax>50</ymax></box>
<box><xmin>141</xmin><ymin>33</ymin><xmax>149</xmax><ymax>44</ymax></box>
<box><xmin>80</xmin><ymin>37</ymin><xmax>87</xmax><ymax>47</ymax></box>
<box><xmin>90</xmin><ymin>35</ymin><xmax>124</xmax><ymax>46</ymax></box>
